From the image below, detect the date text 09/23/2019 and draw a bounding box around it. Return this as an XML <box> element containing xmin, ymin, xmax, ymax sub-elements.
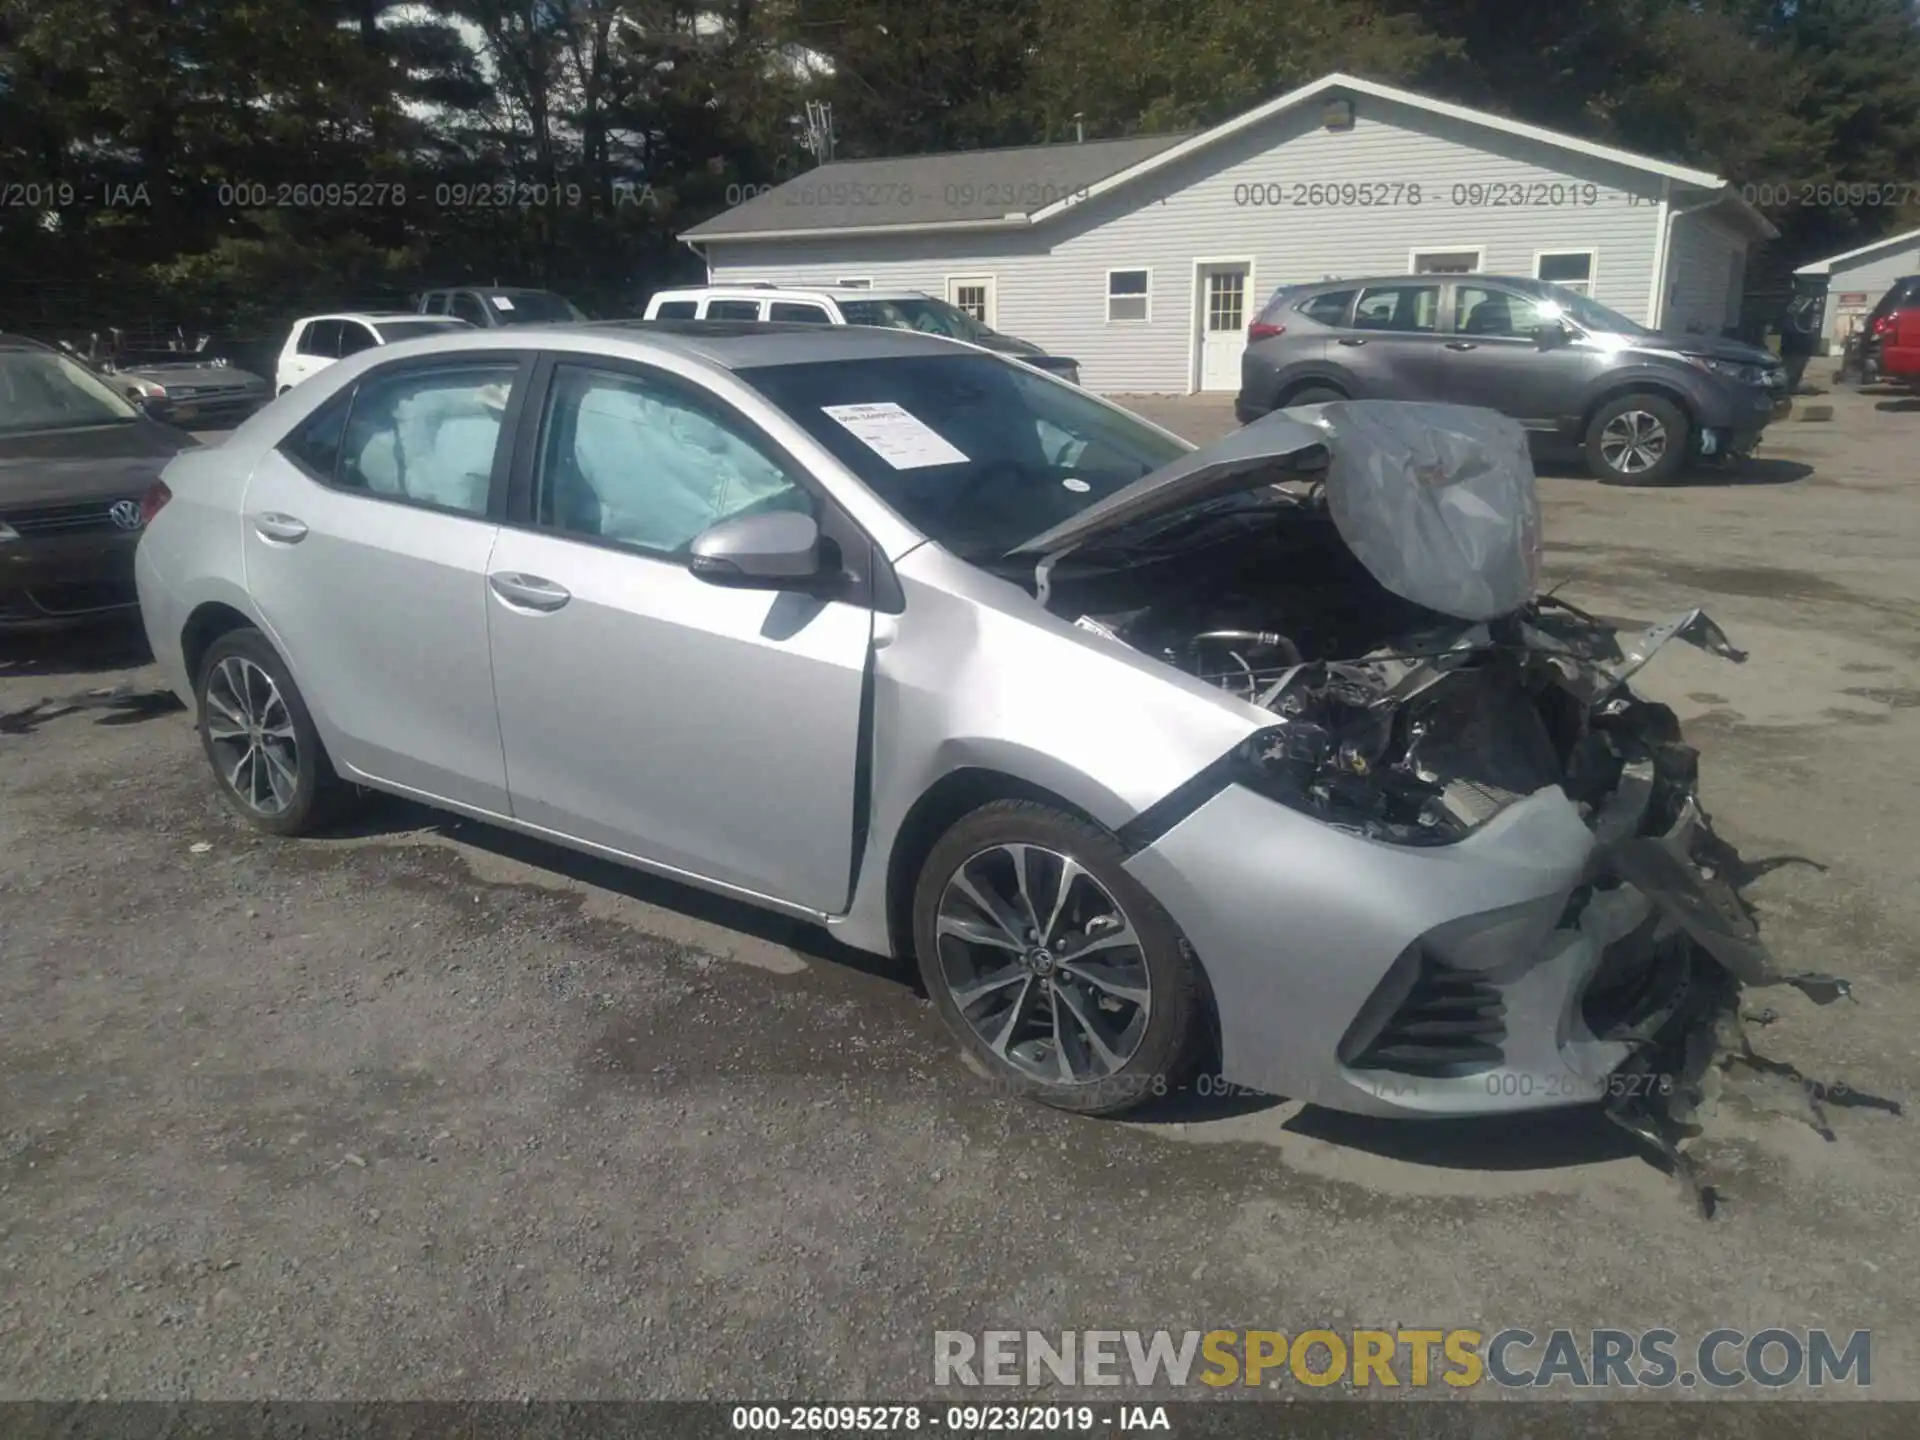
<box><xmin>1232</xmin><ymin>180</ymin><xmax>1613</xmax><ymax>208</ymax></box>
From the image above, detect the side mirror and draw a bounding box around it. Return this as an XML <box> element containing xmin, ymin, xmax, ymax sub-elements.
<box><xmin>1534</xmin><ymin>320</ymin><xmax>1572</xmax><ymax>350</ymax></box>
<box><xmin>688</xmin><ymin>510</ymin><xmax>836</xmax><ymax>592</ymax></box>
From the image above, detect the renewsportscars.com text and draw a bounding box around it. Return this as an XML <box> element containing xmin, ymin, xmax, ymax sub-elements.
<box><xmin>933</xmin><ymin>1327</ymin><xmax>1871</xmax><ymax>1390</ymax></box>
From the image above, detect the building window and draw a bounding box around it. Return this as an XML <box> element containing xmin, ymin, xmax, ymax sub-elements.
<box><xmin>1536</xmin><ymin>251</ymin><xmax>1595</xmax><ymax>296</ymax></box>
<box><xmin>1107</xmin><ymin>269</ymin><xmax>1150</xmax><ymax>322</ymax></box>
<box><xmin>836</xmin><ymin>278</ymin><xmax>872</xmax><ymax>288</ymax></box>
<box><xmin>1411</xmin><ymin>249</ymin><xmax>1481</xmax><ymax>275</ymax></box>
<box><xmin>947</xmin><ymin>277</ymin><xmax>994</xmax><ymax>325</ymax></box>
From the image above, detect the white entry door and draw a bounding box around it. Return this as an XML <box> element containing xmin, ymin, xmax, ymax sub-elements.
<box><xmin>946</xmin><ymin>276</ymin><xmax>997</xmax><ymax>328</ymax></box>
<box><xmin>1198</xmin><ymin>264</ymin><xmax>1250</xmax><ymax>391</ymax></box>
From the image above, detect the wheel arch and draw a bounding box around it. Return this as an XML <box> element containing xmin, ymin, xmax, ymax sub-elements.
<box><xmin>879</xmin><ymin>765</ymin><xmax>1223</xmax><ymax>1067</ymax></box>
<box><xmin>1579</xmin><ymin>377</ymin><xmax>1700</xmax><ymax>437</ymax></box>
<box><xmin>180</xmin><ymin>600</ymin><xmax>263</xmax><ymax>686</ymax></box>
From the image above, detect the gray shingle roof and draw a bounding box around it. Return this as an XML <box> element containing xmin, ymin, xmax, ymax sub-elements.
<box><xmin>681</xmin><ymin>132</ymin><xmax>1193</xmax><ymax>240</ymax></box>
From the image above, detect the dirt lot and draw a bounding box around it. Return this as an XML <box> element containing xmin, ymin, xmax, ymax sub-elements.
<box><xmin>3</xmin><ymin>386</ymin><xmax>1918</xmax><ymax>1402</ymax></box>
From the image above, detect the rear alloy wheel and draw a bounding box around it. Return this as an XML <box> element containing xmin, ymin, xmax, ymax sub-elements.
<box><xmin>196</xmin><ymin>628</ymin><xmax>357</xmax><ymax>836</ymax></box>
<box><xmin>1586</xmin><ymin>393</ymin><xmax>1688</xmax><ymax>485</ymax></box>
<box><xmin>913</xmin><ymin>800</ymin><xmax>1203</xmax><ymax>1115</ymax></box>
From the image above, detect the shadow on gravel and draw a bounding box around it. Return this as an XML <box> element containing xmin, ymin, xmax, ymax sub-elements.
<box><xmin>0</xmin><ymin>618</ymin><xmax>153</xmax><ymax>679</ymax></box>
<box><xmin>1874</xmin><ymin>396</ymin><xmax>1920</xmax><ymax>413</ymax></box>
<box><xmin>329</xmin><ymin>792</ymin><xmax>913</xmax><ymax>989</ymax></box>
<box><xmin>1280</xmin><ymin>1103</ymin><xmax>1643</xmax><ymax>1170</ymax></box>
<box><xmin>1536</xmin><ymin>457</ymin><xmax>1814</xmax><ymax>487</ymax></box>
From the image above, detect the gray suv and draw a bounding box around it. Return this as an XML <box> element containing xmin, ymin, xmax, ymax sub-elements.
<box><xmin>1237</xmin><ymin>275</ymin><xmax>1789</xmax><ymax>484</ymax></box>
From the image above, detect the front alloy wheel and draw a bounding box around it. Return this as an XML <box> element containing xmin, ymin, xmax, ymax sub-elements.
<box><xmin>1586</xmin><ymin>393</ymin><xmax>1688</xmax><ymax>485</ymax></box>
<box><xmin>913</xmin><ymin>799</ymin><xmax>1204</xmax><ymax>1115</ymax></box>
<box><xmin>1598</xmin><ymin>409</ymin><xmax>1668</xmax><ymax>476</ymax></box>
<box><xmin>935</xmin><ymin>843</ymin><xmax>1153</xmax><ymax>1085</ymax></box>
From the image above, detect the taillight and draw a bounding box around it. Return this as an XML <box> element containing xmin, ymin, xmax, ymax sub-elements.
<box><xmin>139</xmin><ymin>480</ymin><xmax>172</xmax><ymax>525</ymax></box>
<box><xmin>1248</xmin><ymin>321</ymin><xmax>1286</xmax><ymax>341</ymax></box>
<box><xmin>1871</xmin><ymin>314</ymin><xmax>1895</xmax><ymax>337</ymax></box>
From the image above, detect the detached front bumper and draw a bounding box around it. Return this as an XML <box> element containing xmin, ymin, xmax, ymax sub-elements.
<box><xmin>1125</xmin><ymin>780</ymin><xmax>1713</xmax><ymax>1118</ymax></box>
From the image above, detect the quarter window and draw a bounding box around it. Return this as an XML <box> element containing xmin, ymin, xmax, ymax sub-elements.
<box><xmin>652</xmin><ymin>300</ymin><xmax>698</xmax><ymax>319</ymax></box>
<box><xmin>1536</xmin><ymin>251</ymin><xmax>1595</xmax><ymax>296</ymax></box>
<box><xmin>336</xmin><ymin>364</ymin><xmax>516</xmax><ymax>516</ymax></box>
<box><xmin>705</xmin><ymin>299</ymin><xmax>763</xmax><ymax>320</ymax></box>
<box><xmin>1107</xmin><ymin>270</ymin><xmax>1150</xmax><ymax>322</ymax></box>
<box><xmin>278</xmin><ymin>395</ymin><xmax>352</xmax><ymax>480</ymax></box>
<box><xmin>534</xmin><ymin>363</ymin><xmax>812</xmax><ymax>558</ymax></box>
<box><xmin>1353</xmin><ymin>284</ymin><xmax>1441</xmax><ymax>333</ymax></box>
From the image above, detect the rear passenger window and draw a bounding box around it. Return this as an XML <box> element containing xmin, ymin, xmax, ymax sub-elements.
<box><xmin>1299</xmin><ymin>290</ymin><xmax>1356</xmax><ymax>325</ymax></box>
<box><xmin>1354</xmin><ymin>284</ymin><xmax>1440</xmax><ymax>333</ymax></box>
<box><xmin>653</xmin><ymin>301</ymin><xmax>698</xmax><ymax>319</ymax></box>
<box><xmin>705</xmin><ymin>300</ymin><xmax>763</xmax><ymax>320</ymax></box>
<box><xmin>769</xmin><ymin>303</ymin><xmax>830</xmax><ymax>323</ymax></box>
<box><xmin>335</xmin><ymin>364</ymin><xmax>517</xmax><ymax>516</ymax></box>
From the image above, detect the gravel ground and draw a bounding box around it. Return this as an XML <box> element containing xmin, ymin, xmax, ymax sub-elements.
<box><xmin>2</xmin><ymin>384</ymin><xmax>1917</xmax><ymax>1403</ymax></box>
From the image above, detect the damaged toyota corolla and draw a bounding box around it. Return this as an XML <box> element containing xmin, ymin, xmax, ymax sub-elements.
<box><xmin>136</xmin><ymin>325</ymin><xmax>1848</xmax><ymax>1136</ymax></box>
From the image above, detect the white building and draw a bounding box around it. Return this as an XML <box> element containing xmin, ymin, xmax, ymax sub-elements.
<box><xmin>1794</xmin><ymin>226</ymin><xmax>1920</xmax><ymax>350</ymax></box>
<box><xmin>680</xmin><ymin>72</ymin><xmax>1774</xmax><ymax>395</ymax></box>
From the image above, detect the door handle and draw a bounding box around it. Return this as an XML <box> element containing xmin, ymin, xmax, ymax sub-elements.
<box><xmin>1445</xmin><ymin>341</ymin><xmax>1479</xmax><ymax>351</ymax></box>
<box><xmin>1337</xmin><ymin>337</ymin><xmax>1368</xmax><ymax>347</ymax></box>
<box><xmin>252</xmin><ymin>512</ymin><xmax>309</xmax><ymax>543</ymax></box>
<box><xmin>488</xmin><ymin>571</ymin><xmax>571</xmax><ymax>612</ymax></box>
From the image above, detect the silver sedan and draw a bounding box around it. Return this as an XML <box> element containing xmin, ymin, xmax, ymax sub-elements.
<box><xmin>133</xmin><ymin>322</ymin><xmax>1845</xmax><ymax>1122</ymax></box>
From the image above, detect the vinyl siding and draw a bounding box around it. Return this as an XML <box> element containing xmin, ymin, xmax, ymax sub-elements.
<box><xmin>1823</xmin><ymin>244</ymin><xmax>1920</xmax><ymax>345</ymax></box>
<box><xmin>1664</xmin><ymin>211</ymin><xmax>1746</xmax><ymax>337</ymax></box>
<box><xmin>703</xmin><ymin>95</ymin><xmax>1669</xmax><ymax>393</ymax></box>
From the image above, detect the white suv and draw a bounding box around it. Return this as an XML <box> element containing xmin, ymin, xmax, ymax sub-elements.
<box><xmin>642</xmin><ymin>285</ymin><xmax>1080</xmax><ymax>385</ymax></box>
<box><xmin>275</xmin><ymin>312</ymin><xmax>472</xmax><ymax>394</ymax></box>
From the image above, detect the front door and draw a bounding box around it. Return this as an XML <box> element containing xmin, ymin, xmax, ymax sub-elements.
<box><xmin>242</xmin><ymin>354</ymin><xmax>529</xmax><ymax>812</ymax></box>
<box><xmin>1198</xmin><ymin>265</ymin><xmax>1250</xmax><ymax>391</ymax></box>
<box><xmin>484</xmin><ymin>357</ymin><xmax>873</xmax><ymax>914</ymax></box>
<box><xmin>1437</xmin><ymin>282</ymin><xmax>1603</xmax><ymax>431</ymax></box>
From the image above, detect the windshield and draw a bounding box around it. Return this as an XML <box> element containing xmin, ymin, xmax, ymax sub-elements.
<box><xmin>485</xmin><ymin>292</ymin><xmax>586</xmax><ymax>325</ymax></box>
<box><xmin>739</xmin><ymin>354</ymin><xmax>1188</xmax><ymax>562</ymax></box>
<box><xmin>1538</xmin><ymin>283</ymin><xmax>1649</xmax><ymax>336</ymax></box>
<box><xmin>374</xmin><ymin>319</ymin><xmax>473</xmax><ymax>342</ymax></box>
<box><xmin>0</xmin><ymin>351</ymin><xmax>141</xmax><ymax>432</ymax></box>
<box><xmin>839</xmin><ymin>297</ymin><xmax>990</xmax><ymax>341</ymax></box>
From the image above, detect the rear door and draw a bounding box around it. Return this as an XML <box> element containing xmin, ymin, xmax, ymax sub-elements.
<box><xmin>483</xmin><ymin>355</ymin><xmax>874</xmax><ymax>912</ymax></box>
<box><xmin>1436</xmin><ymin>283</ymin><xmax>1604</xmax><ymax>430</ymax></box>
<box><xmin>1327</xmin><ymin>282</ymin><xmax>1447</xmax><ymax>399</ymax></box>
<box><xmin>283</xmin><ymin>319</ymin><xmax>342</xmax><ymax>389</ymax></box>
<box><xmin>243</xmin><ymin>353</ymin><xmax>532</xmax><ymax>812</ymax></box>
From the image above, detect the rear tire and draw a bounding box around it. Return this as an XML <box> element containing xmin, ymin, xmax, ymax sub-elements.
<box><xmin>912</xmin><ymin>799</ymin><xmax>1204</xmax><ymax>1116</ymax></box>
<box><xmin>195</xmin><ymin>627</ymin><xmax>359</xmax><ymax>836</ymax></box>
<box><xmin>1586</xmin><ymin>393</ymin><xmax>1689</xmax><ymax>485</ymax></box>
<box><xmin>1282</xmin><ymin>384</ymin><xmax>1347</xmax><ymax>408</ymax></box>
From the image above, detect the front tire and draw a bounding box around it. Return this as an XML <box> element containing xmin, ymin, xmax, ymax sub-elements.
<box><xmin>1586</xmin><ymin>393</ymin><xmax>1689</xmax><ymax>485</ymax></box>
<box><xmin>912</xmin><ymin>799</ymin><xmax>1204</xmax><ymax>1116</ymax></box>
<box><xmin>195</xmin><ymin>628</ymin><xmax>357</xmax><ymax>835</ymax></box>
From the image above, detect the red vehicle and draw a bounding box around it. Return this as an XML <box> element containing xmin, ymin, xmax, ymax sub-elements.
<box><xmin>1861</xmin><ymin>276</ymin><xmax>1920</xmax><ymax>384</ymax></box>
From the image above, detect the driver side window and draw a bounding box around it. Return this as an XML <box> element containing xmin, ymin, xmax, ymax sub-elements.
<box><xmin>535</xmin><ymin>363</ymin><xmax>813</xmax><ymax>558</ymax></box>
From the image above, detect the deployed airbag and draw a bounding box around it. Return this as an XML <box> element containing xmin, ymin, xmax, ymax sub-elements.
<box><xmin>1300</xmin><ymin>401</ymin><xmax>1542</xmax><ymax>622</ymax></box>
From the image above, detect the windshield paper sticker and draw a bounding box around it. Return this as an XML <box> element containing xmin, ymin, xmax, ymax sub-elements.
<box><xmin>821</xmin><ymin>402</ymin><xmax>969</xmax><ymax>469</ymax></box>
<box><xmin>491</xmin><ymin>295</ymin><xmax>515</xmax><ymax>310</ymax></box>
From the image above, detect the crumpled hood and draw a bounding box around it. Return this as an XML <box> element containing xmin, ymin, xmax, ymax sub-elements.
<box><xmin>1011</xmin><ymin>399</ymin><xmax>1541</xmax><ymax>623</ymax></box>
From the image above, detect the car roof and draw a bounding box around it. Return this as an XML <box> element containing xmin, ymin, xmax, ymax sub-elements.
<box><xmin>424</xmin><ymin>285</ymin><xmax>563</xmax><ymax>297</ymax></box>
<box><xmin>653</xmin><ymin>285</ymin><xmax>934</xmax><ymax>301</ymax></box>
<box><xmin>0</xmin><ymin>333</ymin><xmax>54</xmax><ymax>353</ymax></box>
<box><xmin>1283</xmin><ymin>273</ymin><xmax>1556</xmax><ymax>292</ymax></box>
<box><xmin>301</xmin><ymin>312</ymin><xmax>460</xmax><ymax>324</ymax></box>
<box><xmin>367</xmin><ymin>317</ymin><xmax>984</xmax><ymax>370</ymax></box>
